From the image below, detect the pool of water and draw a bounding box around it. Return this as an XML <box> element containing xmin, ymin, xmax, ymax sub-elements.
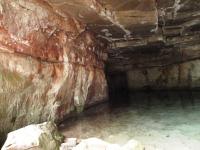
<box><xmin>60</xmin><ymin>91</ymin><xmax>200</xmax><ymax>150</ymax></box>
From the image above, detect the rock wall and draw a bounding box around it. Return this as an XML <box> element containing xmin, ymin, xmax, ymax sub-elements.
<box><xmin>127</xmin><ymin>60</ymin><xmax>200</xmax><ymax>90</ymax></box>
<box><xmin>0</xmin><ymin>0</ymin><xmax>108</xmax><ymax>137</ymax></box>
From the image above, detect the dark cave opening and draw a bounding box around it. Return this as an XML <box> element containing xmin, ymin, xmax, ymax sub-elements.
<box><xmin>106</xmin><ymin>71</ymin><xmax>130</xmax><ymax>107</ymax></box>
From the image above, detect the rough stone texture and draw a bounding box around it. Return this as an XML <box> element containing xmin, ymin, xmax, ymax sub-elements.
<box><xmin>127</xmin><ymin>60</ymin><xmax>200</xmax><ymax>90</ymax></box>
<box><xmin>107</xmin><ymin>0</ymin><xmax>200</xmax><ymax>72</ymax></box>
<box><xmin>61</xmin><ymin>138</ymin><xmax>143</xmax><ymax>150</ymax></box>
<box><xmin>103</xmin><ymin>0</ymin><xmax>200</xmax><ymax>90</ymax></box>
<box><xmin>0</xmin><ymin>0</ymin><xmax>108</xmax><ymax>139</ymax></box>
<box><xmin>60</xmin><ymin>138</ymin><xmax>78</xmax><ymax>150</ymax></box>
<box><xmin>1</xmin><ymin>0</ymin><xmax>200</xmax><ymax>143</ymax></box>
<box><xmin>45</xmin><ymin>0</ymin><xmax>158</xmax><ymax>40</ymax></box>
<box><xmin>2</xmin><ymin>125</ymin><xmax>143</xmax><ymax>150</ymax></box>
<box><xmin>2</xmin><ymin>122</ymin><xmax>64</xmax><ymax>150</ymax></box>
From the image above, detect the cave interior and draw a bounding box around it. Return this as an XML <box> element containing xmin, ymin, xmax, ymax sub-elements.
<box><xmin>1</xmin><ymin>0</ymin><xmax>200</xmax><ymax>149</ymax></box>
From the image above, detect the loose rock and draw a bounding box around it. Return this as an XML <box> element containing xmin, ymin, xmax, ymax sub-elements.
<box><xmin>2</xmin><ymin>122</ymin><xmax>64</xmax><ymax>150</ymax></box>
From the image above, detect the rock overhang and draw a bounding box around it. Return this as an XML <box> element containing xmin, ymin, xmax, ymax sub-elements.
<box><xmin>0</xmin><ymin>0</ymin><xmax>200</xmax><ymax>143</ymax></box>
<box><xmin>45</xmin><ymin>0</ymin><xmax>158</xmax><ymax>41</ymax></box>
<box><xmin>41</xmin><ymin>0</ymin><xmax>200</xmax><ymax>72</ymax></box>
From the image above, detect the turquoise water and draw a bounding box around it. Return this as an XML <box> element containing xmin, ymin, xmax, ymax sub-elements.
<box><xmin>60</xmin><ymin>91</ymin><xmax>200</xmax><ymax>150</ymax></box>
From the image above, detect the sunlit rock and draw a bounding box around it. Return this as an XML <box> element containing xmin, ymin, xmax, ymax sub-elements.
<box><xmin>73</xmin><ymin>138</ymin><xmax>121</xmax><ymax>150</ymax></box>
<box><xmin>60</xmin><ymin>138</ymin><xmax>78</xmax><ymax>150</ymax></box>
<box><xmin>122</xmin><ymin>139</ymin><xmax>144</xmax><ymax>150</ymax></box>
<box><xmin>71</xmin><ymin>138</ymin><xmax>143</xmax><ymax>150</ymax></box>
<box><xmin>2</xmin><ymin>122</ymin><xmax>64</xmax><ymax>150</ymax></box>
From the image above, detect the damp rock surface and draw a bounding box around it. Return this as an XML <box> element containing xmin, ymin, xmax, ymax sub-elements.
<box><xmin>0</xmin><ymin>0</ymin><xmax>200</xmax><ymax>147</ymax></box>
<box><xmin>0</xmin><ymin>0</ymin><xmax>108</xmax><ymax>138</ymax></box>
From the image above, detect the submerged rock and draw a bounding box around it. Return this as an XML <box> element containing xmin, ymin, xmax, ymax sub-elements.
<box><xmin>1</xmin><ymin>122</ymin><xmax>64</xmax><ymax>150</ymax></box>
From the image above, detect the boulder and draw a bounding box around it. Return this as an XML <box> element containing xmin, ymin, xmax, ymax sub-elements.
<box><xmin>60</xmin><ymin>138</ymin><xmax>78</xmax><ymax>150</ymax></box>
<box><xmin>72</xmin><ymin>138</ymin><xmax>121</xmax><ymax>150</ymax></box>
<box><xmin>1</xmin><ymin>122</ymin><xmax>64</xmax><ymax>150</ymax></box>
<box><xmin>122</xmin><ymin>139</ymin><xmax>144</xmax><ymax>150</ymax></box>
<box><xmin>3</xmin><ymin>130</ymin><xmax>144</xmax><ymax>150</ymax></box>
<box><xmin>60</xmin><ymin>138</ymin><xmax>144</xmax><ymax>150</ymax></box>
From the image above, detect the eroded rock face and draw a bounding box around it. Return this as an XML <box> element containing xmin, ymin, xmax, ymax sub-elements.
<box><xmin>108</xmin><ymin>0</ymin><xmax>200</xmax><ymax>73</ymax></box>
<box><xmin>106</xmin><ymin>0</ymin><xmax>200</xmax><ymax>90</ymax></box>
<box><xmin>0</xmin><ymin>0</ymin><xmax>200</xmax><ymax>143</ymax></box>
<box><xmin>45</xmin><ymin>0</ymin><xmax>158</xmax><ymax>40</ymax></box>
<box><xmin>127</xmin><ymin>60</ymin><xmax>200</xmax><ymax>90</ymax></box>
<box><xmin>0</xmin><ymin>0</ymin><xmax>108</xmax><ymax>138</ymax></box>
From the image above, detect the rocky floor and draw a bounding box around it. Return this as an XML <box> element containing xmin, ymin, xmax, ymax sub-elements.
<box><xmin>60</xmin><ymin>91</ymin><xmax>200</xmax><ymax>150</ymax></box>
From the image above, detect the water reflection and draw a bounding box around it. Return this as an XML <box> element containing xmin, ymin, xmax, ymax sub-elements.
<box><xmin>131</xmin><ymin>90</ymin><xmax>197</xmax><ymax>110</ymax></box>
<box><xmin>60</xmin><ymin>91</ymin><xmax>200</xmax><ymax>150</ymax></box>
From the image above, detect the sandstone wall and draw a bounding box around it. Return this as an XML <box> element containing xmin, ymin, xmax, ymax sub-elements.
<box><xmin>0</xmin><ymin>0</ymin><xmax>108</xmax><ymax>136</ymax></box>
<box><xmin>127</xmin><ymin>60</ymin><xmax>200</xmax><ymax>90</ymax></box>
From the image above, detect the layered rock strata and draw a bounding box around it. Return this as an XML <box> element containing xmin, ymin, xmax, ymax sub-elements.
<box><xmin>107</xmin><ymin>0</ymin><xmax>200</xmax><ymax>90</ymax></box>
<box><xmin>0</xmin><ymin>0</ymin><xmax>108</xmax><ymax>138</ymax></box>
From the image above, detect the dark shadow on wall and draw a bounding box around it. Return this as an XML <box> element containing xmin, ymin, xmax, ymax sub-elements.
<box><xmin>106</xmin><ymin>70</ymin><xmax>130</xmax><ymax>107</ymax></box>
<box><xmin>0</xmin><ymin>132</ymin><xmax>7</xmax><ymax>148</ymax></box>
<box><xmin>130</xmin><ymin>90</ymin><xmax>196</xmax><ymax>110</ymax></box>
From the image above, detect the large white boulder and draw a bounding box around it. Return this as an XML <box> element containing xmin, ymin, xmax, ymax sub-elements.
<box><xmin>2</xmin><ymin>122</ymin><xmax>64</xmax><ymax>150</ymax></box>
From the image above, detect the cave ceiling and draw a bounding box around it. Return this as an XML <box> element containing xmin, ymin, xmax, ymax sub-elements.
<box><xmin>45</xmin><ymin>0</ymin><xmax>200</xmax><ymax>72</ymax></box>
